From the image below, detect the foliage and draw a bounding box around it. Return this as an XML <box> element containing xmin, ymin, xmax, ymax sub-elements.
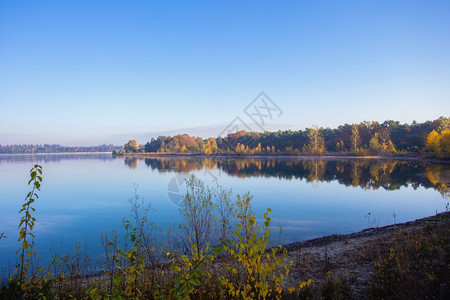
<box><xmin>118</xmin><ymin>117</ymin><xmax>449</xmax><ymax>157</ymax></box>
<box><xmin>304</xmin><ymin>125</ymin><xmax>325</xmax><ymax>154</ymax></box>
<box><xmin>179</xmin><ymin>175</ymin><xmax>214</xmax><ymax>256</ymax></box>
<box><xmin>124</xmin><ymin>139</ymin><xmax>140</xmax><ymax>153</ymax></box>
<box><xmin>219</xmin><ymin>197</ymin><xmax>291</xmax><ymax>299</ymax></box>
<box><xmin>426</xmin><ymin>121</ymin><xmax>450</xmax><ymax>158</ymax></box>
<box><xmin>369</xmin><ymin>129</ymin><xmax>396</xmax><ymax>155</ymax></box>
<box><xmin>350</xmin><ymin>124</ymin><xmax>361</xmax><ymax>153</ymax></box>
<box><xmin>9</xmin><ymin>165</ymin><xmax>47</xmax><ymax>298</ymax></box>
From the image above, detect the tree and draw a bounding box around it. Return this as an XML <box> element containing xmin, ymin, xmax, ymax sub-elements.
<box><xmin>440</xmin><ymin>130</ymin><xmax>450</xmax><ymax>158</ymax></box>
<box><xmin>369</xmin><ymin>134</ymin><xmax>381</xmax><ymax>153</ymax></box>
<box><xmin>426</xmin><ymin>130</ymin><xmax>440</xmax><ymax>155</ymax></box>
<box><xmin>370</xmin><ymin>129</ymin><xmax>396</xmax><ymax>155</ymax></box>
<box><xmin>306</xmin><ymin>125</ymin><xmax>325</xmax><ymax>154</ymax></box>
<box><xmin>124</xmin><ymin>140</ymin><xmax>139</xmax><ymax>153</ymax></box>
<box><xmin>378</xmin><ymin>127</ymin><xmax>390</xmax><ymax>146</ymax></box>
<box><xmin>336</xmin><ymin>140</ymin><xmax>345</xmax><ymax>152</ymax></box>
<box><xmin>350</xmin><ymin>124</ymin><xmax>361</xmax><ymax>152</ymax></box>
<box><xmin>426</xmin><ymin>128</ymin><xmax>450</xmax><ymax>158</ymax></box>
<box><xmin>202</xmin><ymin>138</ymin><xmax>218</xmax><ymax>155</ymax></box>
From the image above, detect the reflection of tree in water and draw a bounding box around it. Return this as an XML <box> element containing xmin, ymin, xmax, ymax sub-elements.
<box><xmin>124</xmin><ymin>157</ymin><xmax>138</xmax><ymax>169</ymax></box>
<box><xmin>302</xmin><ymin>160</ymin><xmax>326</xmax><ymax>184</ymax></box>
<box><xmin>350</xmin><ymin>161</ymin><xmax>363</xmax><ymax>187</ymax></box>
<box><xmin>426</xmin><ymin>165</ymin><xmax>449</xmax><ymax>198</ymax></box>
<box><xmin>120</xmin><ymin>156</ymin><xmax>449</xmax><ymax>195</ymax></box>
<box><xmin>142</xmin><ymin>157</ymin><xmax>214</xmax><ymax>173</ymax></box>
<box><xmin>368</xmin><ymin>161</ymin><xmax>397</xmax><ymax>189</ymax></box>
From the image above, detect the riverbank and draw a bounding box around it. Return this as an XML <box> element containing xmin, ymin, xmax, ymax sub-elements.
<box><xmin>282</xmin><ymin>211</ymin><xmax>450</xmax><ymax>298</ymax></box>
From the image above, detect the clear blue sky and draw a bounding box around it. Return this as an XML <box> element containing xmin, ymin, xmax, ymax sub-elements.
<box><xmin>1</xmin><ymin>0</ymin><xmax>449</xmax><ymax>145</ymax></box>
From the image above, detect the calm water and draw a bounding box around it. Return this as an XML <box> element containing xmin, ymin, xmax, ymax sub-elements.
<box><xmin>0</xmin><ymin>154</ymin><xmax>448</xmax><ymax>268</ymax></box>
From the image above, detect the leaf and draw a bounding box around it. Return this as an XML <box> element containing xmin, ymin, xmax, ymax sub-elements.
<box><xmin>171</xmin><ymin>263</ymin><xmax>182</xmax><ymax>272</ymax></box>
<box><xmin>22</xmin><ymin>241</ymin><xmax>28</xmax><ymax>249</ymax></box>
<box><xmin>19</xmin><ymin>229</ymin><xmax>26</xmax><ymax>240</ymax></box>
<box><xmin>113</xmin><ymin>274</ymin><xmax>121</xmax><ymax>285</ymax></box>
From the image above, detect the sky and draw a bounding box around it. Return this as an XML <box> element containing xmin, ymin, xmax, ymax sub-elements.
<box><xmin>1</xmin><ymin>0</ymin><xmax>449</xmax><ymax>146</ymax></box>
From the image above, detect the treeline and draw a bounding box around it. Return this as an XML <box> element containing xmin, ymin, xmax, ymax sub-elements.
<box><xmin>0</xmin><ymin>144</ymin><xmax>122</xmax><ymax>154</ymax></box>
<box><xmin>117</xmin><ymin>118</ymin><xmax>450</xmax><ymax>159</ymax></box>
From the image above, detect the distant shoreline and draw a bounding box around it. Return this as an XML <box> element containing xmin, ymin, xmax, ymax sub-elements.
<box><xmin>0</xmin><ymin>152</ymin><xmax>113</xmax><ymax>155</ymax></box>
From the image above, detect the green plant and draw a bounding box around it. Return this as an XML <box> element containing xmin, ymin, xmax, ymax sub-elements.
<box><xmin>159</xmin><ymin>241</ymin><xmax>216</xmax><ymax>299</ymax></box>
<box><xmin>14</xmin><ymin>164</ymin><xmax>45</xmax><ymax>295</ymax></box>
<box><xmin>219</xmin><ymin>193</ymin><xmax>292</xmax><ymax>299</ymax></box>
<box><xmin>118</xmin><ymin>218</ymin><xmax>146</xmax><ymax>298</ymax></box>
<box><xmin>179</xmin><ymin>175</ymin><xmax>214</xmax><ymax>257</ymax></box>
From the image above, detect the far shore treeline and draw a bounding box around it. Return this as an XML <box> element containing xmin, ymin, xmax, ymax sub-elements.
<box><xmin>116</xmin><ymin>118</ymin><xmax>449</xmax><ymax>159</ymax></box>
<box><xmin>0</xmin><ymin>144</ymin><xmax>122</xmax><ymax>154</ymax></box>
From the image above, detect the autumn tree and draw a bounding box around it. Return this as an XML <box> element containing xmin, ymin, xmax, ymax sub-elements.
<box><xmin>440</xmin><ymin>130</ymin><xmax>450</xmax><ymax>158</ymax></box>
<box><xmin>426</xmin><ymin>130</ymin><xmax>440</xmax><ymax>155</ymax></box>
<box><xmin>336</xmin><ymin>140</ymin><xmax>345</xmax><ymax>152</ymax></box>
<box><xmin>369</xmin><ymin>130</ymin><xmax>396</xmax><ymax>155</ymax></box>
<box><xmin>369</xmin><ymin>133</ymin><xmax>381</xmax><ymax>153</ymax></box>
<box><xmin>202</xmin><ymin>138</ymin><xmax>218</xmax><ymax>155</ymax></box>
<box><xmin>124</xmin><ymin>139</ymin><xmax>139</xmax><ymax>153</ymax></box>
<box><xmin>426</xmin><ymin>125</ymin><xmax>450</xmax><ymax>158</ymax></box>
<box><xmin>306</xmin><ymin>125</ymin><xmax>325</xmax><ymax>154</ymax></box>
<box><xmin>350</xmin><ymin>124</ymin><xmax>361</xmax><ymax>152</ymax></box>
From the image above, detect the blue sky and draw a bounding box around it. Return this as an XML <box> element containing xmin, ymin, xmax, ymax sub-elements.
<box><xmin>1</xmin><ymin>0</ymin><xmax>449</xmax><ymax>145</ymax></box>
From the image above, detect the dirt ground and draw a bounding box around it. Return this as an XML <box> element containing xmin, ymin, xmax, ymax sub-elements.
<box><xmin>281</xmin><ymin>212</ymin><xmax>450</xmax><ymax>298</ymax></box>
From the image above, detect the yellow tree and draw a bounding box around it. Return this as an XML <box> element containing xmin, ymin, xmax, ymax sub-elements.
<box><xmin>256</xmin><ymin>143</ymin><xmax>262</xmax><ymax>154</ymax></box>
<box><xmin>370</xmin><ymin>129</ymin><xmax>396</xmax><ymax>155</ymax></box>
<box><xmin>350</xmin><ymin>124</ymin><xmax>361</xmax><ymax>152</ymax></box>
<box><xmin>124</xmin><ymin>139</ymin><xmax>139</xmax><ymax>153</ymax></box>
<box><xmin>426</xmin><ymin>130</ymin><xmax>440</xmax><ymax>155</ymax></box>
<box><xmin>307</xmin><ymin>125</ymin><xmax>325</xmax><ymax>154</ymax></box>
<box><xmin>440</xmin><ymin>130</ymin><xmax>450</xmax><ymax>158</ymax></box>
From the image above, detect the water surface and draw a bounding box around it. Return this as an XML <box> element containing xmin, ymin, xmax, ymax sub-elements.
<box><xmin>0</xmin><ymin>154</ymin><xmax>448</xmax><ymax>268</ymax></box>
